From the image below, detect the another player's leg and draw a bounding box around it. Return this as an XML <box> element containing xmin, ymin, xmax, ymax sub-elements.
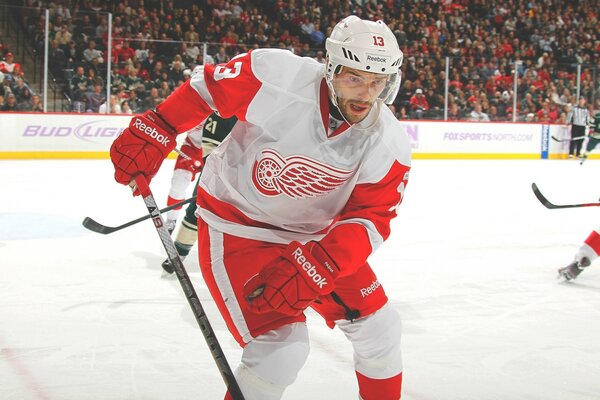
<box><xmin>162</xmin><ymin>180</ymin><xmax>200</xmax><ymax>274</ymax></box>
<box><xmin>558</xmin><ymin>257</ymin><xmax>590</xmax><ymax>280</ymax></box>
<box><xmin>580</xmin><ymin>136</ymin><xmax>599</xmax><ymax>164</ymax></box>
<box><xmin>165</xmin><ymin>168</ymin><xmax>194</xmax><ymax>233</ymax></box>
<box><xmin>559</xmin><ymin>230</ymin><xmax>600</xmax><ymax>280</ymax></box>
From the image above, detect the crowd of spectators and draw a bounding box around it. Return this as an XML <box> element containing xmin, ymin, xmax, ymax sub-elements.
<box><xmin>0</xmin><ymin>39</ymin><xmax>43</xmax><ymax>112</ymax></box>
<box><xmin>3</xmin><ymin>0</ymin><xmax>599</xmax><ymax>121</ymax></box>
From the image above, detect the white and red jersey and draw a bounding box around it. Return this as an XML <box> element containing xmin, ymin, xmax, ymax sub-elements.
<box><xmin>156</xmin><ymin>49</ymin><xmax>411</xmax><ymax>276</ymax></box>
<box><xmin>0</xmin><ymin>61</ymin><xmax>20</xmax><ymax>74</ymax></box>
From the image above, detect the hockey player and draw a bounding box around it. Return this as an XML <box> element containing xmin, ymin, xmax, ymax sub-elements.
<box><xmin>110</xmin><ymin>15</ymin><xmax>409</xmax><ymax>400</ymax></box>
<box><xmin>578</xmin><ymin>111</ymin><xmax>600</xmax><ymax>164</ymax></box>
<box><xmin>558</xmin><ymin>228</ymin><xmax>600</xmax><ymax>280</ymax></box>
<box><xmin>162</xmin><ymin>112</ymin><xmax>238</xmax><ymax>274</ymax></box>
<box><xmin>164</xmin><ymin>122</ymin><xmax>204</xmax><ymax>234</ymax></box>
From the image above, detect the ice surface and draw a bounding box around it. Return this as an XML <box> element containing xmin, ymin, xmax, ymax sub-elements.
<box><xmin>1</xmin><ymin>158</ymin><xmax>599</xmax><ymax>400</ymax></box>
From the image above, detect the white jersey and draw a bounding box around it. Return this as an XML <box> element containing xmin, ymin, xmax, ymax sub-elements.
<box><xmin>156</xmin><ymin>49</ymin><xmax>411</xmax><ymax>274</ymax></box>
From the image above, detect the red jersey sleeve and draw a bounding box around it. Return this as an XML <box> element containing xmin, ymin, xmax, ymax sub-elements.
<box><xmin>201</xmin><ymin>53</ymin><xmax>262</xmax><ymax>120</ymax></box>
<box><xmin>318</xmin><ymin>161</ymin><xmax>410</xmax><ymax>277</ymax></box>
<box><xmin>156</xmin><ymin>52</ymin><xmax>261</xmax><ymax>133</ymax></box>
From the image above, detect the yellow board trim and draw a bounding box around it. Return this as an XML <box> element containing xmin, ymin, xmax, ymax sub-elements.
<box><xmin>411</xmin><ymin>153</ymin><xmax>540</xmax><ymax>159</ymax></box>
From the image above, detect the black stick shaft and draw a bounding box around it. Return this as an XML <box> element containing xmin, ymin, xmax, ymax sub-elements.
<box><xmin>133</xmin><ymin>175</ymin><xmax>244</xmax><ymax>400</ymax></box>
<box><xmin>82</xmin><ymin>196</ymin><xmax>196</xmax><ymax>234</ymax></box>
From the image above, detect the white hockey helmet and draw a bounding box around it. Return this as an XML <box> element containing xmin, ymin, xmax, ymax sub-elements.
<box><xmin>325</xmin><ymin>16</ymin><xmax>403</xmax><ymax>104</ymax></box>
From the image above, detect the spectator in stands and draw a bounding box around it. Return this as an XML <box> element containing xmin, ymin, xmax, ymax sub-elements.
<box><xmin>54</xmin><ymin>1</ymin><xmax>71</xmax><ymax>21</ymax></box>
<box><xmin>83</xmin><ymin>40</ymin><xmax>104</xmax><ymax>64</ymax></box>
<box><xmin>86</xmin><ymin>67</ymin><xmax>104</xmax><ymax>88</ymax></box>
<box><xmin>117</xmin><ymin>40</ymin><xmax>136</xmax><ymax>64</ymax></box>
<box><xmin>142</xmin><ymin>49</ymin><xmax>158</xmax><ymax>72</ymax></box>
<box><xmin>214</xmin><ymin>46</ymin><xmax>229</xmax><ymax>64</ymax></box>
<box><xmin>409</xmin><ymin>88</ymin><xmax>429</xmax><ymax>119</ymax></box>
<box><xmin>469</xmin><ymin>103</ymin><xmax>491</xmax><ymax>122</ymax></box>
<box><xmin>1</xmin><ymin>93</ymin><xmax>18</xmax><ymax>112</ymax></box>
<box><xmin>25</xmin><ymin>94</ymin><xmax>44</xmax><ymax>112</ymax></box>
<box><xmin>309</xmin><ymin>21</ymin><xmax>325</xmax><ymax>47</ymax></box>
<box><xmin>99</xmin><ymin>94</ymin><xmax>122</xmax><ymax>114</ymax></box>
<box><xmin>110</xmin><ymin>64</ymin><xmax>126</xmax><ymax>91</ymax></box>
<box><xmin>536</xmin><ymin>99</ymin><xmax>559</xmax><ymax>123</ymax></box>
<box><xmin>125</xmin><ymin>67</ymin><xmax>145</xmax><ymax>94</ymax></box>
<box><xmin>0</xmin><ymin>53</ymin><xmax>21</xmax><ymax>77</ymax></box>
<box><xmin>65</xmin><ymin>40</ymin><xmax>79</xmax><ymax>67</ymax></box>
<box><xmin>127</xmin><ymin>90</ymin><xmax>143</xmax><ymax>113</ymax></box>
<box><xmin>70</xmin><ymin>66</ymin><xmax>88</xmax><ymax>101</ymax></box>
<box><xmin>121</xmin><ymin>99</ymin><xmax>132</xmax><ymax>114</ymax></box>
<box><xmin>95</xmin><ymin>16</ymin><xmax>109</xmax><ymax>41</ymax></box>
<box><xmin>143</xmin><ymin>87</ymin><xmax>163</xmax><ymax>111</ymax></box>
<box><xmin>74</xmin><ymin>14</ymin><xmax>96</xmax><ymax>42</ymax></box>
<box><xmin>184</xmin><ymin>41</ymin><xmax>200</xmax><ymax>64</ymax></box>
<box><xmin>12</xmin><ymin>77</ymin><xmax>31</xmax><ymax>106</ymax></box>
<box><xmin>313</xmin><ymin>50</ymin><xmax>325</xmax><ymax>64</ymax></box>
<box><xmin>448</xmin><ymin>102</ymin><xmax>463</xmax><ymax>121</ymax></box>
<box><xmin>157</xmin><ymin>79</ymin><xmax>172</xmax><ymax>99</ymax></box>
<box><xmin>168</xmin><ymin>56</ymin><xmax>186</xmax><ymax>85</ymax></box>
<box><xmin>54</xmin><ymin>25</ymin><xmax>73</xmax><ymax>49</ymax></box>
<box><xmin>135</xmin><ymin>40</ymin><xmax>150</xmax><ymax>63</ymax></box>
<box><xmin>85</xmin><ymin>83</ymin><xmax>106</xmax><ymax>113</ymax></box>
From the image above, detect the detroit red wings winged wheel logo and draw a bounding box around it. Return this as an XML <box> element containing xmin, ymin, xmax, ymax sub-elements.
<box><xmin>252</xmin><ymin>149</ymin><xmax>353</xmax><ymax>199</ymax></box>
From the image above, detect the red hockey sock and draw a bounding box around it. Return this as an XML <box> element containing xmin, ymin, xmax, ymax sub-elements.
<box><xmin>356</xmin><ymin>371</ymin><xmax>402</xmax><ymax>400</ymax></box>
<box><xmin>167</xmin><ymin>195</ymin><xmax>184</xmax><ymax>209</ymax></box>
<box><xmin>584</xmin><ymin>230</ymin><xmax>600</xmax><ymax>255</ymax></box>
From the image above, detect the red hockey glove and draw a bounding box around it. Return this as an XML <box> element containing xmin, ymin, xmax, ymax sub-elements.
<box><xmin>244</xmin><ymin>241</ymin><xmax>340</xmax><ymax>316</ymax></box>
<box><xmin>110</xmin><ymin>110</ymin><xmax>177</xmax><ymax>187</ymax></box>
<box><xmin>174</xmin><ymin>141</ymin><xmax>203</xmax><ymax>180</ymax></box>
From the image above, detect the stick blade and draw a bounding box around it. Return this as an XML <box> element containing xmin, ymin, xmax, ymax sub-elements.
<box><xmin>82</xmin><ymin>217</ymin><xmax>115</xmax><ymax>234</ymax></box>
<box><xmin>531</xmin><ymin>183</ymin><xmax>558</xmax><ymax>209</ymax></box>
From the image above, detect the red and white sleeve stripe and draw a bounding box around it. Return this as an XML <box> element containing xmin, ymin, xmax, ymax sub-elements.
<box><xmin>319</xmin><ymin>161</ymin><xmax>410</xmax><ymax>277</ymax></box>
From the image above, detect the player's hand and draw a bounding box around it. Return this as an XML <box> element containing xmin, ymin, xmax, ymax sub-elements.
<box><xmin>244</xmin><ymin>241</ymin><xmax>340</xmax><ymax>316</ymax></box>
<box><xmin>110</xmin><ymin>110</ymin><xmax>177</xmax><ymax>191</ymax></box>
<box><xmin>174</xmin><ymin>142</ymin><xmax>203</xmax><ymax>180</ymax></box>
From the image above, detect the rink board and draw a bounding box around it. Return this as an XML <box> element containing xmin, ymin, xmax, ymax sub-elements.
<box><xmin>0</xmin><ymin>112</ymin><xmax>594</xmax><ymax>160</ymax></box>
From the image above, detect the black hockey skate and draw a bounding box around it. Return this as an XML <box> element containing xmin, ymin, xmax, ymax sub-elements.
<box><xmin>558</xmin><ymin>257</ymin><xmax>591</xmax><ymax>280</ymax></box>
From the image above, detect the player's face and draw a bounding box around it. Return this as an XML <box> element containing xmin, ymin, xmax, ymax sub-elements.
<box><xmin>332</xmin><ymin>67</ymin><xmax>388</xmax><ymax>124</ymax></box>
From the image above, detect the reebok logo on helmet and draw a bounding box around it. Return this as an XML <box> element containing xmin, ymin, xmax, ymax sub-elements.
<box><xmin>366</xmin><ymin>54</ymin><xmax>389</xmax><ymax>63</ymax></box>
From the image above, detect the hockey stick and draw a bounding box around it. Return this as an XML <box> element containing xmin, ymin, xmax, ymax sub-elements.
<box><xmin>132</xmin><ymin>175</ymin><xmax>245</xmax><ymax>400</ymax></box>
<box><xmin>551</xmin><ymin>135</ymin><xmax>586</xmax><ymax>142</ymax></box>
<box><xmin>531</xmin><ymin>183</ymin><xmax>600</xmax><ymax>209</ymax></box>
<box><xmin>82</xmin><ymin>196</ymin><xmax>196</xmax><ymax>234</ymax></box>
